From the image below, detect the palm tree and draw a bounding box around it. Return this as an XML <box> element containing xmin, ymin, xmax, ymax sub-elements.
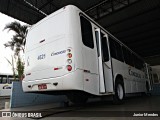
<box><xmin>4</xmin><ymin>21</ymin><xmax>29</xmax><ymax>80</ymax></box>
<box><xmin>3</xmin><ymin>21</ymin><xmax>29</xmax><ymax>55</ymax></box>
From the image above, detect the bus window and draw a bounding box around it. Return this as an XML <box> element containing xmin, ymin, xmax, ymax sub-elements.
<box><xmin>95</xmin><ymin>31</ymin><xmax>100</xmax><ymax>57</ymax></box>
<box><xmin>114</xmin><ymin>41</ymin><xmax>124</xmax><ymax>62</ymax></box>
<box><xmin>2</xmin><ymin>77</ymin><xmax>7</xmax><ymax>84</ymax></box>
<box><xmin>153</xmin><ymin>74</ymin><xmax>159</xmax><ymax>84</ymax></box>
<box><xmin>130</xmin><ymin>53</ymin><xmax>134</xmax><ymax>67</ymax></box>
<box><xmin>133</xmin><ymin>55</ymin><xmax>144</xmax><ymax>70</ymax></box>
<box><xmin>0</xmin><ymin>76</ymin><xmax>2</xmax><ymax>83</ymax></box>
<box><xmin>109</xmin><ymin>37</ymin><xmax>117</xmax><ymax>59</ymax></box>
<box><xmin>122</xmin><ymin>46</ymin><xmax>134</xmax><ymax>66</ymax></box>
<box><xmin>101</xmin><ymin>35</ymin><xmax>109</xmax><ymax>62</ymax></box>
<box><xmin>8</xmin><ymin>76</ymin><xmax>14</xmax><ymax>84</ymax></box>
<box><xmin>80</xmin><ymin>16</ymin><xmax>94</xmax><ymax>49</ymax></box>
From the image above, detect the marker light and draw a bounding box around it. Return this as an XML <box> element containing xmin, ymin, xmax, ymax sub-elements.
<box><xmin>54</xmin><ymin>68</ymin><xmax>59</xmax><ymax>70</ymax></box>
<box><xmin>67</xmin><ymin>49</ymin><xmax>71</xmax><ymax>52</ymax></box>
<box><xmin>67</xmin><ymin>53</ymin><xmax>72</xmax><ymax>58</ymax></box>
<box><xmin>67</xmin><ymin>65</ymin><xmax>72</xmax><ymax>71</ymax></box>
<box><xmin>67</xmin><ymin>59</ymin><xmax>72</xmax><ymax>64</ymax></box>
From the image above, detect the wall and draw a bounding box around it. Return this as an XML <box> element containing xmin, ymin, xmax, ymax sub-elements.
<box><xmin>10</xmin><ymin>81</ymin><xmax>68</xmax><ymax>108</ymax></box>
<box><xmin>151</xmin><ymin>84</ymin><xmax>160</xmax><ymax>95</ymax></box>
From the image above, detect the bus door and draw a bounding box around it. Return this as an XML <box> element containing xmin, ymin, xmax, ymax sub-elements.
<box><xmin>101</xmin><ymin>33</ymin><xmax>114</xmax><ymax>93</ymax></box>
<box><xmin>95</xmin><ymin>29</ymin><xmax>113</xmax><ymax>93</ymax></box>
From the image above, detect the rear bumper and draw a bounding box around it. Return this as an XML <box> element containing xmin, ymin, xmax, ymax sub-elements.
<box><xmin>22</xmin><ymin>69</ymin><xmax>83</xmax><ymax>92</ymax></box>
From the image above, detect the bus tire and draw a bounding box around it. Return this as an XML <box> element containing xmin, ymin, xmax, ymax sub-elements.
<box><xmin>145</xmin><ymin>82</ymin><xmax>151</xmax><ymax>96</ymax></box>
<box><xmin>113</xmin><ymin>81</ymin><xmax>125</xmax><ymax>104</ymax></box>
<box><xmin>146</xmin><ymin>82</ymin><xmax>149</xmax><ymax>92</ymax></box>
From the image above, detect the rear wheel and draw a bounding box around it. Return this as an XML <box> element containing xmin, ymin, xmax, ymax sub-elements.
<box><xmin>144</xmin><ymin>82</ymin><xmax>151</xmax><ymax>96</ymax></box>
<box><xmin>146</xmin><ymin>82</ymin><xmax>150</xmax><ymax>92</ymax></box>
<box><xmin>66</xmin><ymin>91</ymin><xmax>88</xmax><ymax>105</ymax></box>
<box><xmin>113</xmin><ymin>81</ymin><xmax>125</xmax><ymax>104</ymax></box>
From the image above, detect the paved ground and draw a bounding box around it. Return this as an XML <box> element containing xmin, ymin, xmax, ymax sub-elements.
<box><xmin>0</xmin><ymin>97</ymin><xmax>10</xmax><ymax>110</ymax></box>
<box><xmin>0</xmin><ymin>95</ymin><xmax>160</xmax><ymax>120</ymax></box>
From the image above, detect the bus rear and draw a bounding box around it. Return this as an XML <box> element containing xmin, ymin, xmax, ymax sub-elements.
<box><xmin>22</xmin><ymin>6</ymin><xmax>83</xmax><ymax>93</ymax></box>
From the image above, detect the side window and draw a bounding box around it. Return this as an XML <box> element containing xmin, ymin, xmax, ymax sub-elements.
<box><xmin>122</xmin><ymin>46</ymin><xmax>134</xmax><ymax>66</ymax></box>
<box><xmin>133</xmin><ymin>55</ymin><xmax>138</xmax><ymax>69</ymax></box>
<box><xmin>153</xmin><ymin>74</ymin><xmax>159</xmax><ymax>84</ymax></box>
<box><xmin>80</xmin><ymin>16</ymin><xmax>94</xmax><ymax>49</ymax></box>
<box><xmin>133</xmin><ymin>55</ymin><xmax>144</xmax><ymax>70</ymax></box>
<box><xmin>8</xmin><ymin>76</ymin><xmax>14</xmax><ymax>84</ymax></box>
<box><xmin>95</xmin><ymin>31</ymin><xmax>100</xmax><ymax>57</ymax></box>
<box><xmin>0</xmin><ymin>77</ymin><xmax>2</xmax><ymax>84</ymax></box>
<box><xmin>101</xmin><ymin>34</ymin><xmax>109</xmax><ymax>62</ymax></box>
<box><xmin>130</xmin><ymin>53</ymin><xmax>134</xmax><ymax>67</ymax></box>
<box><xmin>138</xmin><ymin>59</ymin><xmax>144</xmax><ymax>70</ymax></box>
<box><xmin>109</xmin><ymin>37</ymin><xmax>117</xmax><ymax>59</ymax></box>
<box><xmin>114</xmin><ymin>41</ymin><xmax>124</xmax><ymax>62</ymax></box>
<box><xmin>2</xmin><ymin>77</ymin><xmax>7</xmax><ymax>84</ymax></box>
<box><xmin>109</xmin><ymin>37</ymin><xmax>123</xmax><ymax>62</ymax></box>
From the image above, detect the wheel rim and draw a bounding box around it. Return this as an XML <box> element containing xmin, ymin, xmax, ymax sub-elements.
<box><xmin>117</xmin><ymin>84</ymin><xmax>123</xmax><ymax>100</ymax></box>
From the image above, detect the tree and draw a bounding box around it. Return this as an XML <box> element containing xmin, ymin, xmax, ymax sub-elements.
<box><xmin>16</xmin><ymin>55</ymin><xmax>24</xmax><ymax>80</ymax></box>
<box><xmin>3</xmin><ymin>21</ymin><xmax>29</xmax><ymax>55</ymax></box>
<box><xmin>3</xmin><ymin>21</ymin><xmax>29</xmax><ymax>79</ymax></box>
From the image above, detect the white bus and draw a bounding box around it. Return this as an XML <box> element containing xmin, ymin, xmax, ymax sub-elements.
<box><xmin>22</xmin><ymin>5</ymin><xmax>151</xmax><ymax>104</ymax></box>
<box><xmin>0</xmin><ymin>73</ymin><xmax>17</xmax><ymax>97</ymax></box>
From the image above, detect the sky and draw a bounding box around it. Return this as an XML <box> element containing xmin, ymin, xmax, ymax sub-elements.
<box><xmin>0</xmin><ymin>12</ymin><xmax>26</xmax><ymax>74</ymax></box>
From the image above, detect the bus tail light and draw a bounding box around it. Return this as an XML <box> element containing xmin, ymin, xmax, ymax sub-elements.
<box><xmin>67</xmin><ymin>53</ymin><xmax>72</xmax><ymax>58</ymax></box>
<box><xmin>54</xmin><ymin>68</ymin><xmax>59</xmax><ymax>70</ymax></box>
<box><xmin>67</xmin><ymin>65</ymin><xmax>72</xmax><ymax>71</ymax></box>
<box><xmin>67</xmin><ymin>59</ymin><xmax>72</xmax><ymax>64</ymax></box>
<box><xmin>66</xmin><ymin>48</ymin><xmax>73</xmax><ymax>72</ymax></box>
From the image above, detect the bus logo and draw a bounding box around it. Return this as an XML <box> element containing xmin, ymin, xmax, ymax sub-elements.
<box><xmin>129</xmin><ymin>69</ymin><xmax>141</xmax><ymax>78</ymax></box>
<box><xmin>51</xmin><ymin>50</ymin><xmax>66</xmax><ymax>56</ymax></box>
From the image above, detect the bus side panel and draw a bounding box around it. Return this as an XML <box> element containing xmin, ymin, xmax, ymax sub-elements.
<box><xmin>111</xmin><ymin>58</ymin><xmax>131</xmax><ymax>93</ymax></box>
<box><xmin>64</xmin><ymin>7</ymin><xmax>85</xmax><ymax>91</ymax></box>
<box><xmin>0</xmin><ymin>84</ymin><xmax>12</xmax><ymax>96</ymax></box>
<box><xmin>80</xmin><ymin>20</ymin><xmax>100</xmax><ymax>95</ymax></box>
<box><xmin>63</xmin><ymin>70</ymin><xmax>84</xmax><ymax>90</ymax></box>
<box><xmin>67</xmin><ymin>8</ymin><xmax>100</xmax><ymax>95</ymax></box>
<box><xmin>135</xmin><ymin>70</ymin><xmax>146</xmax><ymax>92</ymax></box>
<box><xmin>65</xmin><ymin>7</ymin><xmax>84</xmax><ymax>70</ymax></box>
<box><xmin>112</xmin><ymin>58</ymin><xmax>146</xmax><ymax>93</ymax></box>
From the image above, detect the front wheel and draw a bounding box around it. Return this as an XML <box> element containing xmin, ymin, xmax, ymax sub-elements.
<box><xmin>113</xmin><ymin>81</ymin><xmax>125</xmax><ymax>104</ymax></box>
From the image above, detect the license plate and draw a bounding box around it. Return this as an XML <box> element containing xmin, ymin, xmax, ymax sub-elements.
<box><xmin>38</xmin><ymin>84</ymin><xmax>47</xmax><ymax>90</ymax></box>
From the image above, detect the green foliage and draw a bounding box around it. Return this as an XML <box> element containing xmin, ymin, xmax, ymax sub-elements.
<box><xmin>17</xmin><ymin>56</ymin><xmax>24</xmax><ymax>80</ymax></box>
<box><xmin>3</xmin><ymin>21</ymin><xmax>29</xmax><ymax>55</ymax></box>
<box><xmin>3</xmin><ymin>21</ymin><xmax>29</xmax><ymax>79</ymax></box>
